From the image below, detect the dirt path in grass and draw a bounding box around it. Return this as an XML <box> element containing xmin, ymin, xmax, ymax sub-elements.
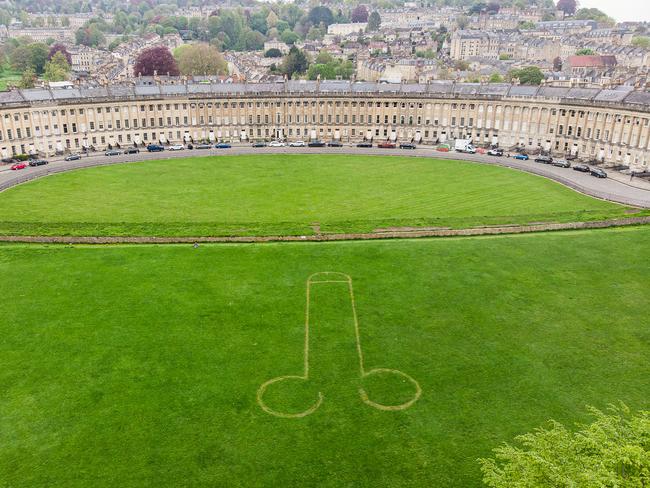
<box><xmin>1</xmin><ymin>216</ymin><xmax>649</xmax><ymax>244</ymax></box>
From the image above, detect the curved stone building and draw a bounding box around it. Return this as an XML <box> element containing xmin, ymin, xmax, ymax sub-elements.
<box><xmin>1</xmin><ymin>78</ymin><xmax>649</xmax><ymax>169</ymax></box>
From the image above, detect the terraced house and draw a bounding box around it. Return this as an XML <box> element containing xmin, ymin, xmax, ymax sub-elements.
<box><xmin>1</xmin><ymin>78</ymin><xmax>649</xmax><ymax>170</ymax></box>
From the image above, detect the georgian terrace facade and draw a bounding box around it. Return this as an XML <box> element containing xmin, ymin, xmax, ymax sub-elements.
<box><xmin>1</xmin><ymin>79</ymin><xmax>650</xmax><ymax>169</ymax></box>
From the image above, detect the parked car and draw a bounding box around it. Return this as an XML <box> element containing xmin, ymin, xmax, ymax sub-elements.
<box><xmin>64</xmin><ymin>153</ymin><xmax>81</xmax><ymax>161</ymax></box>
<box><xmin>357</xmin><ymin>142</ymin><xmax>373</xmax><ymax>148</ymax></box>
<box><xmin>28</xmin><ymin>159</ymin><xmax>48</xmax><ymax>166</ymax></box>
<box><xmin>268</xmin><ymin>141</ymin><xmax>286</xmax><ymax>147</ymax></box>
<box><xmin>105</xmin><ymin>150</ymin><xmax>122</xmax><ymax>156</ymax></box>
<box><xmin>573</xmin><ymin>164</ymin><xmax>590</xmax><ymax>173</ymax></box>
<box><xmin>400</xmin><ymin>143</ymin><xmax>416</xmax><ymax>149</ymax></box>
<box><xmin>289</xmin><ymin>141</ymin><xmax>305</xmax><ymax>147</ymax></box>
<box><xmin>146</xmin><ymin>144</ymin><xmax>164</xmax><ymax>152</ymax></box>
<box><xmin>1</xmin><ymin>157</ymin><xmax>17</xmax><ymax>164</ymax></box>
<box><xmin>327</xmin><ymin>141</ymin><xmax>343</xmax><ymax>147</ymax></box>
<box><xmin>168</xmin><ymin>144</ymin><xmax>185</xmax><ymax>151</ymax></box>
<box><xmin>194</xmin><ymin>143</ymin><xmax>212</xmax><ymax>149</ymax></box>
<box><xmin>552</xmin><ymin>159</ymin><xmax>571</xmax><ymax>168</ymax></box>
<box><xmin>590</xmin><ymin>167</ymin><xmax>607</xmax><ymax>178</ymax></box>
<box><xmin>308</xmin><ymin>141</ymin><xmax>326</xmax><ymax>147</ymax></box>
<box><xmin>513</xmin><ymin>154</ymin><xmax>529</xmax><ymax>160</ymax></box>
<box><xmin>378</xmin><ymin>141</ymin><xmax>396</xmax><ymax>149</ymax></box>
<box><xmin>534</xmin><ymin>155</ymin><xmax>553</xmax><ymax>164</ymax></box>
<box><xmin>10</xmin><ymin>162</ymin><xmax>27</xmax><ymax>170</ymax></box>
<box><xmin>251</xmin><ymin>141</ymin><xmax>267</xmax><ymax>148</ymax></box>
<box><xmin>566</xmin><ymin>154</ymin><xmax>578</xmax><ymax>161</ymax></box>
<box><xmin>487</xmin><ymin>148</ymin><xmax>503</xmax><ymax>156</ymax></box>
<box><xmin>214</xmin><ymin>143</ymin><xmax>231</xmax><ymax>149</ymax></box>
<box><xmin>124</xmin><ymin>147</ymin><xmax>140</xmax><ymax>154</ymax></box>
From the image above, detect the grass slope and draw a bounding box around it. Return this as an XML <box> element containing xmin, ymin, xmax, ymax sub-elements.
<box><xmin>1</xmin><ymin>227</ymin><xmax>649</xmax><ymax>487</ymax></box>
<box><xmin>0</xmin><ymin>154</ymin><xmax>636</xmax><ymax>237</ymax></box>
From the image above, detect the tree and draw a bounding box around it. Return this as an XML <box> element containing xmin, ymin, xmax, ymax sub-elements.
<box><xmin>306</xmin><ymin>26</ymin><xmax>323</xmax><ymax>41</ymax></box>
<box><xmin>264</xmin><ymin>48</ymin><xmax>283</xmax><ymax>58</ymax></box>
<box><xmin>367</xmin><ymin>11</ymin><xmax>381</xmax><ymax>31</ymax></box>
<box><xmin>576</xmin><ymin>48</ymin><xmax>595</xmax><ymax>55</ymax></box>
<box><xmin>575</xmin><ymin>7</ymin><xmax>614</xmax><ymax>25</ymax></box>
<box><xmin>557</xmin><ymin>0</ymin><xmax>577</xmax><ymax>16</ymax></box>
<box><xmin>498</xmin><ymin>53</ymin><xmax>512</xmax><ymax>60</ymax></box>
<box><xmin>75</xmin><ymin>24</ymin><xmax>105</xmax><ymax>47</ymax></box>
<box><xmin>553</xmin><ymin>56</ymin><xmax>563</xmax><ymax>71</ymax></box>
<box><xmin>10</xmin><ymin>45</ymin><xmax>33</xmax><ymax>72</ymax></box>
<box><xmin>280</xmin><ymin>29</ymin><xmax>300</xmax><ymax>45</ymax></box>
<box><xmin>44</xmin><ymin>51</ymin><xmax>70</xmax><ymax>81</ymax></box>
<box><xmin>480</xmin><ymin>404</ymin><xmax>650</xmax><ymax>487</ymax></box>
<box><xmin>488</xmin><ymin>73</ymin><xmax>504</xmax><ymax>83</ymax></box>
<box><xmin>282</xmin><ymin>46</ymin><xmax>309</xmax><ymax>78</ymax></box>
<box><xmin>351</xmin><ymin>5</ymin><xmax>369</xmax><ymax>23</ymax></box>
<box><xmin>133</xmin><ymin>46</ymin><xmax>179</xmax><ymax>76</ymax></box>
<box><xmin>486</xmin><ymin>2</ymin><xmax>501</xmax><ymax>13</ymax></box>
<box><xmin>632</xmin><ymin>36</ymin><xmax>650</xmax><ymax>49</ymax></box>
<box><xmin>19</xmin><ymin>67</ymin><xmax>36</xmax><ymax>88</ymax></box>
<box><xmin>174</xmin><ymin>43</ymin><xmax>227</xmax><ymax>76</ymax></box>
<box><xmin>308</xmin><ymin>6</ymin><xmax>334</xmax><ymax>27</ymax></box>
<box><xmin>28</xmin><ymin>43</ymin><xmax>49</xmax><ymax>74</ymax></box>
<box><xmin>48</xmin><ymin>43</ymin><xmax>72</xmax><ymax>65</ymax></box>
<box><xmin>508</xmin><ymin>66</ymin><xmax>544</xmax><ymax>85</ymax></box>
<box><xmin>456</xmin><ymin>15</ymin><xmax>470</xmax><ymax>30</ymax></box>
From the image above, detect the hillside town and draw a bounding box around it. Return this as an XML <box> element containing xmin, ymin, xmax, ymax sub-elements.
<box><xmin>0</xmin><ymin>0</ymin><xmax>649</xmax><ymax>91</ymax></box>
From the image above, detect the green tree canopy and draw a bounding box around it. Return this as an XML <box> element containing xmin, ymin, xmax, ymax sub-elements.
<box><xmin>480</xmin><ymin>404</ymin><xmax>650</xmax><ymax>487</ymax></box>
<box><xmin>632</xmin><ymin>36</ymin><xmax>650</xmax><ymax>49</ymax></box>
<box><xmin>282</xmin><ymin>46</ymin><xmax>309</xmax><ymax>79</ymax></box>
<box><xmin>174</xmin><ymin>43</ymin><xmax>227</xmax><ymax>76</ymax></box>
<box><xmin>367</xmin><ymin>11</ymin><xmax>381</xmax><ymax>31</ymax></box>
<box><xmin>508</xmin><ymin>66</ymin><xmax>544</xmax><ymax>85</ymax></box>
<box><xmin>44</xmin><ymin>51</ymin><xmax>70</xmax><ymax>82</ymax></box>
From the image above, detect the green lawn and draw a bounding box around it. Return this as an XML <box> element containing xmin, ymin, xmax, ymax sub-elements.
<box><xmin>0</xmin><ymin>154</ymin><xmax>637</xmax><ymax>237</ymax></box>
<box><xmin>1</xmin><ymin>227</ymin><xmax>649</xmax><ymax>487</ymax></box>
<box><xmin>0</xmin><ymin>69</ymin><xmax>21</xmax><ymax>91</ymax></box>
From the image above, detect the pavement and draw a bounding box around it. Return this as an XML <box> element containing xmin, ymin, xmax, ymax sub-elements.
<box><xmin>1</xmin><ymin>145</ymin><xmax>650</xmax><ymax>208</ymax></box>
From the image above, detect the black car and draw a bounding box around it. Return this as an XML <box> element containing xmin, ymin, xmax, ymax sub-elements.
<box><xmin>28</xmin><ymin>159</ymin><xmax>48</xmax><ymax>166</ymax></box>
<box><xmin>399</xmin><ymin>143</ymin><xmax>416</xmax><ymax>149</ymax></box>
<box><xmin>534</xmin><ymin>155</ymin><xmax>553</xmax><ymax>164</ymax></box>
<box><xmin>251</xmin><ymin>142</ymin><xmax>267</xmax><ymax>148</ymax></box>
<box><xmin>327</xmin><ymin>141</ymin><xmax>343</xmax><ymax>147</ymax></box>
<box><xmin>124</xmin><ymin>147</ymin><xmax>140</xmax><ymax>154</ymax></box>
<box><xmin>1</xmin><ymin>157</ymin><xmax>17</xmax><ymax>164</ymax></box>
<box><xmin>590</xmin><ymin>168</ymin><xmax>607</xmax><ymax>178</ymax></box>
<box><xmin>573</xmin><ymin>164</ymin><xmax>590</xmax><ymax>173</ymax></box>
<box><xmin>64</xmin><ymin>153</ymin><xmax>81</xmax><ymax>161</ymax></box>
<box><xmin>356</xmin><ymin>142</ymin><xmax>373</xmax><ymax>148</ymax></box>
<box><xmin>308</xmin><ymin>141</ymin><xmax>326</xmax><ymax>147</ymax></box>
<box><xmin>195</xmin><ymin>143</ymin><xmax>212</xmax><ymax>149</ymax></box>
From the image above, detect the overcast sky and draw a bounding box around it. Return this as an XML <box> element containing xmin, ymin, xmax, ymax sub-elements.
<box><xmin>578</xmin><ymin>0</ymin><xmax>650</xmax><ymax>22</ymax></box>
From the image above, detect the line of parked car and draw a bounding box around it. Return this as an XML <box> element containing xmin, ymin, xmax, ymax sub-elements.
<box><xmin>9</xmin><ymin>158</ymin><xmax>49</xmax><ymax>170</ymax></box>
<box><xmin>250</xmin><ymin>140</ymin><xmax>417</xmax><ymax>149</ymax></box>
<box><xmin>504</xmin><ymin>152</ymin><xmax>607</xmax><ymax>178</ymax></box>
<box><xmin>100</xmin><ymin>142</ymin><xmax>234</xmax><ymax>157</ymax></box>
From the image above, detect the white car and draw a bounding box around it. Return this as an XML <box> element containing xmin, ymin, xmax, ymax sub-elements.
<box><xmin>168</xmin><ymin>144</ymin><xmax>185</xmax><ymax>151</ymax></box>
<box><xmin>268</xmin><ymin>141</ymin><xmax>286</xmax><ymax>147</ymax></box>
<box><xmin>289</xmin><ymin>141</ymin><xmax>305</xmax><ymax>147</ymax></box>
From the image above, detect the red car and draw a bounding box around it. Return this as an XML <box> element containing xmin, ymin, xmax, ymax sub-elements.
<box><xmin>378</xmin><ymin>142</ymin><xmax>396</xmax><ymax>149</ymax></box>
<box><xmin>10</xmin><ymin>162</ymin><xmax>27</xmax><ymax>170</ymax></box>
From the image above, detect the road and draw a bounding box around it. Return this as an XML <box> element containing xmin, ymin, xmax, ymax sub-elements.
<box><xmin>1</xmin><ymin>145</ymin><xmax>650</xmax><ymax>208</ymax></box>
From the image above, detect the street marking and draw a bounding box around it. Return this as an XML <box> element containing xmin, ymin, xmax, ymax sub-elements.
<box><xmin>257</xmin><ymin>272</ymin><xmax>421</xmax><ymax>418</ymax></box>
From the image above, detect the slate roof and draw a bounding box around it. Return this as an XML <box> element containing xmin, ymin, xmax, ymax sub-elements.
<box><xmin>0</xmin><ymin>80</ymin><xmax>647</xmax><ymax>111</ymax></box>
